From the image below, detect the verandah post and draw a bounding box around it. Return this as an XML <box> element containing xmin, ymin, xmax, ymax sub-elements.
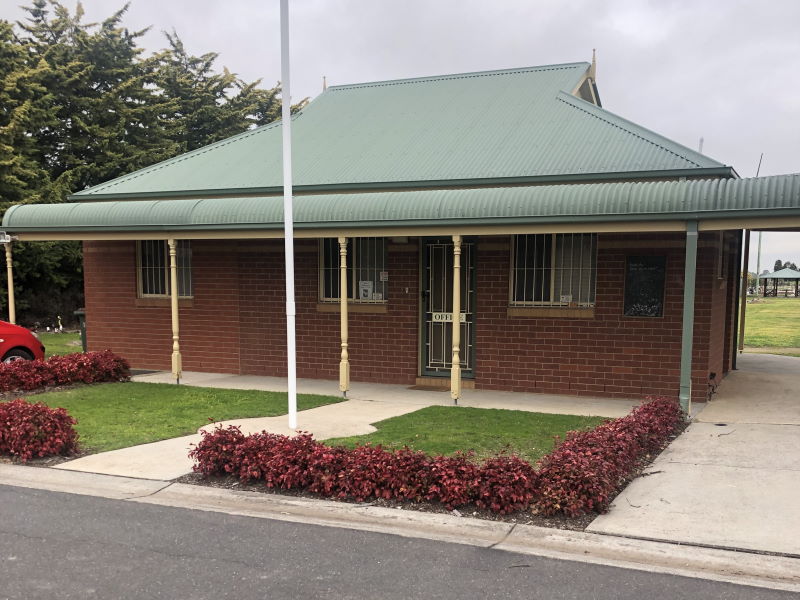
<box><xmin>450</xmin><ymin>235</ymin><xmax>462</xmax><ymax>404</ymax></box>
<box><xmin>338</xmin><ymin>237</ymin><xmax>350</xmax><ymax>396</ymax></box>
<box><xmin>679</xmin><ymin>222</ymin><xmax>698</xmax><ymax>413</ymax></box>
<box><xmin>168</xmin><ymin>238</ymin><xmax>182</xmax><ymax>385</ymax></box>
<box><xmin>4</xmin><ymin>242</ymin><xmax>15</xmax><ymax>324</ymax></box>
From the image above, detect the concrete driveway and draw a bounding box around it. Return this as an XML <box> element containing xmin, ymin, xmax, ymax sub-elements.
<box><xmin>588</xmin><ymin>354</ymin><xmax>800</xmax><ymax>555</ymax></box>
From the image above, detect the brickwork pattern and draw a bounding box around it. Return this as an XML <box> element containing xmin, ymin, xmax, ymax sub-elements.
<box><xmin>83</xmin><ymin>240</ymin><xmax>241</xmax><ymax>374</ymax></box>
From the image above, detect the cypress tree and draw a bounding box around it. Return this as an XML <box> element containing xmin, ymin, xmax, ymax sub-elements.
<box><xmin>1</xmin><ymin>0</ymin><xmax>297</xmax><ymax>325</ymax></box>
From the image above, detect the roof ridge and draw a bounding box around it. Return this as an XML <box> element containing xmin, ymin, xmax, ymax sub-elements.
<box><xmin>327</xmin><ymin>62</ymin><xmax>589</xmax><ymax>92</ymax></box>
<box><xmin>555</xmin><ymin>92</ymin><xmax>724</xmax><ymax>169</ymax></box>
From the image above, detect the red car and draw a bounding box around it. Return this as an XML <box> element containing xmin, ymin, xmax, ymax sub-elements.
<box><xmin>0</xmin><ymin>321</ymin><xmax>46</xmax><ymax>363</ymax></box>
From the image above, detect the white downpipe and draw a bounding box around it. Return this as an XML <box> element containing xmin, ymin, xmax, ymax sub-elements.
<box><xmin>280</xmin><ymin>0</ymin><xmax>297</xmax><ymax>430</ymax></box>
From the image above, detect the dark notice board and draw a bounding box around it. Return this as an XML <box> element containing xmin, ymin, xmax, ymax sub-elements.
<box><xmin>624</xmin><ymin>256</ymin><xmax>666</xmax><ymax>317</ymax></box>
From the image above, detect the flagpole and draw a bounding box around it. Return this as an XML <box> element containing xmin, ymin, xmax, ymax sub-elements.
<box><xmin>280</xmin><ymin>0</ymin><xmax>297</xmax><ymax>430</ymax></box>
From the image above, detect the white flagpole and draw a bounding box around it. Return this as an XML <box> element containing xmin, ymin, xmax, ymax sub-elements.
<box><xmin>280</xmin><ymin>0</ymin><xmax>297</xmax><ymax>430</ymax></box>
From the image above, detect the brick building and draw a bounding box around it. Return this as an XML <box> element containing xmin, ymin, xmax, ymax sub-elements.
<box><xmin>5</xmin><ymin>61</ymin><xmax>800</xmax><ymax>410</ymax></box>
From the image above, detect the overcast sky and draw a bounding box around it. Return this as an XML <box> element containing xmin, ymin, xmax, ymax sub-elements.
<box><xmin>2</xmin><ymin>0</ymin><xmax>798</xmax><ymax>270</ymax></box>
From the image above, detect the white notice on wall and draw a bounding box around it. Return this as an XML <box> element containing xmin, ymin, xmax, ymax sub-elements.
<box><xmin>379</xmin><ymin>271</ymin><xmax>389</xmax><ymax>282</ymax></box>
<box><xmin>359</xmin><ymin>280</ymin><xmax>373</xmax><ymax>300</ymax></box>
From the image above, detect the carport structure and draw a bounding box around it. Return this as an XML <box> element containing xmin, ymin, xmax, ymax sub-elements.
<box><xmin>3</xmin><ymin>63</ymin><xmax>800</xmax><ymax>414</ymax></box>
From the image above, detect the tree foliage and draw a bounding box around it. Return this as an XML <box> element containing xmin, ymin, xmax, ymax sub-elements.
<box><xmin>154</xmin><ymin>31</ymin><xmax>285</xmax><ymax>153</ymax></box>
<box><xmin>0</xmin><ymin>1</ymin><xmax>299</xmax><ymax>325</ymax></box>
<box><xmin>774</xmin><ymin>259</ymin><xmax>797</xmax><ymax>272</ymax></box>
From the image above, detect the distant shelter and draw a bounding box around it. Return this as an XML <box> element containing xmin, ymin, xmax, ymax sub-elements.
<box><xmin>759</xmin><ymin>268</ymin><xmax>800</xmax><ymax>297</ymax></box>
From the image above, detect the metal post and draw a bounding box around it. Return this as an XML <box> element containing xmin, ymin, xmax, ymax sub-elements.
<box><xmin>738</xmin><ymin>230</ymin><xmax>750</xmax><ymax>353</ymax></box>
<box><xmin>679</xmin><ymin>222</ymin><xmax>699</xmax><ymax>414</ymax></box>
<box><xmin>756</xmin><ymin>231</ymin><xmax>762</xmax><ymax>282</ymax></box>
<box><xmin>4</xmin><ymin>243</ymin><xmax>15</xmax><ymax>324</ymax></box>
<box><xmin>168</xmin><ymin>239</ymin><xmax>182</xmax><ymax>384</ymax></box>
<box><xmin>338</xmin><ymin>237</ymin><xmax>350</xmax><ymax>397</ymax></box>
<box><xmin>450</xmin><ymin>235</ymin><xmax>462</xmax><ymax>404</ymax></box>
<box><xmin>280</xmin><ymin>0</ymin><xmax>297</xmax><ymax>430</ymax></box>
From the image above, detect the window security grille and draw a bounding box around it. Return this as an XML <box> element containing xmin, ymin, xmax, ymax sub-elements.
<box><xmin>510</xmin><ymin>234</ymin><xmax>597</xmax><ymax>306</ymax></box>
<box><xmin>137</xmin><ymin>240</ymin><xmax>192</xmax><ymax>297</ymax></box>
<box><xmin>320</xmin><ymin>238</ymin><xmax>388</xmax><ymax>302</ymax></box>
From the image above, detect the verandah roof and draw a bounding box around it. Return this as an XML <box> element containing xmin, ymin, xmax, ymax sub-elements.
<box><xmin>5</xmin><ymin>173</ymin><xmax>800</xmax><ymax>238</ymax></box>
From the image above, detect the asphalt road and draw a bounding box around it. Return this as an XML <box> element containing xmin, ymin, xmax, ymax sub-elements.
<box><xmin>0</xmin><ymin>483</ymin><xmax>793</xmax><ymax>600</ymax></box>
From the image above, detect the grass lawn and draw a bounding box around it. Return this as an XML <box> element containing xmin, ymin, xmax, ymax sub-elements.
<box><xmin>39</xmin><ymin>331</ymin><xmax>83</xmax><ymax>358</ymax></box>
<box><xmin>743</xmin><ymin>297</ymin><xmax>800</xmax><ymax>352</ymax></box>
<box><xmin>34</xmin><ymin>382</ymin><xmax>343</xmax><ymax>453</ymax></box>
<box><xmin>326</xmin><ymin>406</ymin><xmax>606</xmax><ymax>464</ymax></box>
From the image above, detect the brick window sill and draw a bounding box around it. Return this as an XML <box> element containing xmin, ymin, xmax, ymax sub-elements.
<box><xmin>507</xmin><ymin>306</ymin><xmax>595</xmax><ymax>319</ymax></box>
<box><xmin>135</xmin><ymin>297</ymin><xmax>194</xmax><ymax>308</ymax></box>
<box><xmin>316</xmin><ymin>302</ymin><xmax>388</xmax><ymax>314</ymax></box>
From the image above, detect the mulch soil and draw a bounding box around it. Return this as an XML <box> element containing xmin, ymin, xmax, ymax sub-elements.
<box><xmin>173</xmin><ymin>471</ymin><xmax>598</xmax><ymax>531</ymax></box>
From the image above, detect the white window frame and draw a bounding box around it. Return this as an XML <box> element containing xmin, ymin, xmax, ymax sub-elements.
<box><xmin>509</xmin><ymin>233</ymin><xmax>597</xmax><ymax>307</ymax></box>
<box><xmin>136</xmin><ymin>240</ymin><xmax>193</xmax><ymax>298</ymax></box>
<box><xmin>319</xmin><ymin>237</ymin><xmax>388</xmax><ymax>303</ymax></box>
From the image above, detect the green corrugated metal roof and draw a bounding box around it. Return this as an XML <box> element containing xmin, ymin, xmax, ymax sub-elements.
<box><xmin>71</xmin><ymin>62</ymin><xmax>730</xmax><ymax>200</ymax></box>
<box><xmin>759</xmin><ymin>268</ymin><xmax>800</xmax><ymax>279</ymax></box>
<box><xmin>8</xmin><ymin>174</ymin><xmax>799</xmax><ymax>233</ymax></box>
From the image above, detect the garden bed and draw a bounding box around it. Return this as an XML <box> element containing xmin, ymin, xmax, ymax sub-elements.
<box><xmin>185</xmin><ymin>397</ymin><xmax>685</xmax><ymax>521</ymax></box>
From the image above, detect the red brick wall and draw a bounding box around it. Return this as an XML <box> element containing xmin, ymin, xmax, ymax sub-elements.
<box><xmin>475</xmin><ymin>233</ymin><xmax>714</xmax><ymax>403</ymax></box>
<box><xmin>704</xmin><ymin>231</ymin><xmax>742</xmax><ymax>399</ymax></box>
<box><xmin>236</xmin><ymin>239</ymin><xmax>418</xmax><ymax>384</ymax></box>
<box><xmin>83</xmin><ymin>240</ymin><xmax>241</xmax><ymax>373</ymax></box>
<box><xmin>84</xmin><ymin>232</ymin><xmax>732</xmax><ymax>403</ymax></box>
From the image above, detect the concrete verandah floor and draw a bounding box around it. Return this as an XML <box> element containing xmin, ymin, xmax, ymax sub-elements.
<box><xmin>588</xmin><ymin>353</ymin><xmax>800</xmax><ymax>555</ymax></box>
<box><xmin>133</xmin><ymin>370</ymin><xmax>641</xmax><ymax>419</ymax></box>
<box><xmin>54</xmin><ymin>371</ymin><xmax>639</xmax><ymax>481</ymax></box>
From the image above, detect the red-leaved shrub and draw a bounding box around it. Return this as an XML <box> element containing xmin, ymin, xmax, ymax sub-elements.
<box><xmin>191</xmin><ymin>427</ymin><xmax>533</xmax><ymax>513</ymax></box>
<box><xmin>534</xmin><ymin>397</ymin><xmax>683</xmax><ymax>516</ymax></box>
<box><xmin>188</xmin><ymin>424</ymin><xmax>246</xmax><ymax>477</ymax></box>
<box><xmin>426</xmin><ymin>453</ymin><xmax>480</xmax><ymax>509</ymax></box>
<box><xmin>476</xmin><ymin>455</ymin><xmax>538</xmax><ymax>515</ymax></box>
<box><xmin>0</xmin><ymin>350</ymin><xmax>130</xmax><ymax>393</ymax></box>
<box><xmin>188</xmin><ymin>397</ymin><xmax>683</xmax><ymax>517</ymax></box>
<box><xmin>0</xmin><ymin>398</ymin><xmax>79</xmax><ymax>461</ymax></box>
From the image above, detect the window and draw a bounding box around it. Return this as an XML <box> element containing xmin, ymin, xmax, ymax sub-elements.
<box><xmin>510</xmin><ymin>234</ymin><xmax>597</xmax><ymax>306</ymax></box>
<box><xmin>137</xmin><ymin>240</ymin><xmax>192</xmax><ymax>297</ymax></box>
<box><xmin>320</xmin><ymin>237</ymin><xmax>388</xmax><ymax>302</ymax></box>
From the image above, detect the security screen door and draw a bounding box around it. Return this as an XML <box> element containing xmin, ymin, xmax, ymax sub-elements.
<box><xmin>421</xmin><ymin>238</ymin><xmax>475</xmax><ymax>377</ymax></box>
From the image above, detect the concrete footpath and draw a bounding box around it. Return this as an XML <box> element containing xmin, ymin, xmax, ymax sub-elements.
<box><xmin>588</xmin><ymin>354</ymin><xmax>800</xmax><ymax>556</ymax></box>
<box><xmin>2</xmin><ymin>463</ymin><xmax>798</xmax><ymax>593</ymax></box>
<box><xmin>54</xmin><ymin>372</ymin><xmax>638</xmax><ymax>480</ymax></box>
